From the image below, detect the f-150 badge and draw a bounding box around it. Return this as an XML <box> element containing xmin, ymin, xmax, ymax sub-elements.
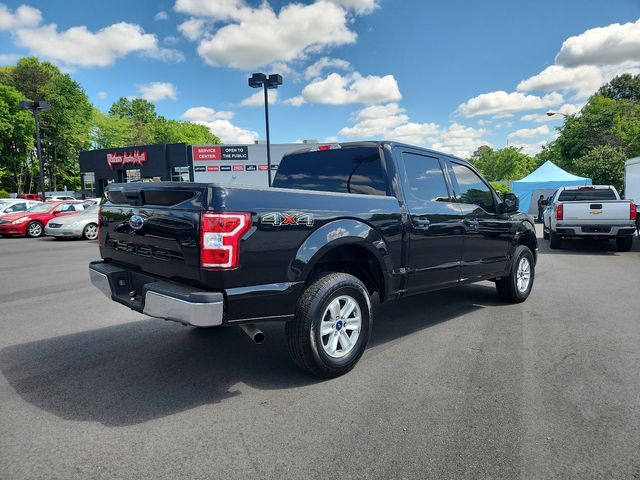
<box><xmin>260</xmin><ymin>212</ymin><xmax>314</xmax><ymax>227</ymax></box>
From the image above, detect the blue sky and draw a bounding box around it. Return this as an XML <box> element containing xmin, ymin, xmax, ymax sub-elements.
<box><xmin>1</xmin><ymin>0</ymin><xmax>639</xmax><ymax>157</ymax></box>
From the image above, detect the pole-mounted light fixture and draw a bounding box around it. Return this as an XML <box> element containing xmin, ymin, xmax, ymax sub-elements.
<box><xmin>248</xmin><ymin>73</ymin><xmax>283</xmax><ymax>187</ymax></box>
<box><xmin>20</xmin><ymin>100</ymin><xmax>50</xmax><ymax>202</ymax></box>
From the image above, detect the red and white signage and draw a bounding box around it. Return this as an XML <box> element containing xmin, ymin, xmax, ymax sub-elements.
<box><xmin>207</xmin><ymin>165</ymin><xmax>220</xmax><ymax>172</ymax></box>
<box><xmin>232</xmin><ymin>164</ymin><xmax>245</xmax><ymax>172</ymax></box>
<box><xmin>258</xmin><ymin>164</ymin><xmax>269</xmax><ymax>171</ymax></box>
<box><xmin>193</xmin><ymin>146</ymin><xmax>221</xmax><ymax>161</ymax></box>
<box><xmin>106</xmin><ymin>150</ymin><xmax>147</xmax><ymax>170</ymax></box>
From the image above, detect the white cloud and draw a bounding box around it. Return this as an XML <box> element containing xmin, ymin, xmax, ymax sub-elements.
<box><xmin>507</xmin><ymin>125</ymin><xmax>551</xmax><ymax>140</ymax></box>
<box><xmin>458</xmin><ymin>91</ymin><xmax>563</xmax><ymax>118</ymax></box>
<box><xmin>240</xmin><ymin>89</ymin><xmax>278</xmax><ymax>106</ymax></box>
<box><xmin>154</xmin><ymin>11</ymin><xmax>169</xmax><ymax>21</ymax></box>
<box><xmin>556</xmin><ymin>18</ymin><xmax>640</xmax><ymax>67</ymax></box>
<box><xmin>180</xmin><ymin>103</ymin><xmax>258</xmax><ymax>143</ymax></box>
<box><xmin>337</xmin><ymin>103</ymin><xmax>488</xmax><ymax>157</ymax></box>
<box><xmin>0</xmin><ymin>4</ymin><xmax>183</xmax><ymax>68</ymax></box>
<box><xmin>325</xmin><ymin>0</ymin><xmax>378</xmax><ymax>14</ymax></box>
<box><xmin>138</xmin><ymin>82</ymin><xmax>177</xmax><ymax>102</ymax></box>
<box><xmin>178</xmin><ymin>17</ymin><xmax>208</xmax><ymax>41</ymax></box>
<box><xmin>431</xmin><ymin>123</ymin><xmax>490</xmax><ymax>158</ymax></box>
<box><xmin>197</xmin><ymin>119</ymin><xmax>259</xmax><ymax>144</ymax></box>
<box><xmin>0</xmin><ymin>4</ymin><xmax>41</xmax><ymax>29</ymax></box>
<box><xmin>517</xmin><ymin>19</ymin><xmax>640</xmax><ymax>99</ymax></box>
<box><xmin>301</xmin><ymin>72</ymin><xmax>401</xmax><ymax>105</ymax></box>
<box><xmin>339</xmin><ymin>103</ymin><xmax>411</xmax><ymax>137</ymax></box>
<box><xmin>97</xmin><ymin>91</ymin><xmax>108</xmax><ymax>100</ymax></box>
<box><xmin>177</xmin><ymin>1</ymin><xmax>358</xmax><ymax>69</ymax></box>
<box><xmin>517</xmin><ymin>65</ymin><xmax>605</xmax><ymax>98</ymax></box>
<box><xmin>283</xmin><ymin>96</ymin><xmax>306</xmax><ymax>107</ymax></box>
<box><xmin>182</xmin><ymin>106</ymin><xmax>235</xmax><ymax>122</ymax></box>
<box><xmin>0</xmin><ymin>53</ymin><xmax>19</xmax><ymax>64</ymax></box>
<box><xmin>164</xmin><ymin>35</ymin><xmax>180</xmax><ymax>46</ymax></box>
<box><xmin>520</xmin><ymin>103</ymin><xmax>582</xmax><ymax>122</ymax></box>
<box><xmin>304</xmin><ymin>57</ymin><xmax>351</xmax><ymax>79</ymax></box>
<box><xmin>509</xmin><ymin>140</ymin><xmax>548</xmax><ymax>156</ymax></box>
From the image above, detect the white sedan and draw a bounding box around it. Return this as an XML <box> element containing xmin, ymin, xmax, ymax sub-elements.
<box><xmin>0</xmin><ymin>199</ymin><xmax>42</xmax><ymax>217</ymax></box>
<box><xmin>45</xmin><ymin>205</ymin><xmax>99</xmax><ymax>240</ymax></box>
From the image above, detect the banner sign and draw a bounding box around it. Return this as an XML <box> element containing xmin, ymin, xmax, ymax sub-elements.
<box><xmin>107</xmin><ymin>150</ymin><xmax>147</xmax><ymax>170</ymax></box>
<box><xmin>193</xmin><ymin>145</ymin><xmax>249</xmax><ymax>161</ymax></box>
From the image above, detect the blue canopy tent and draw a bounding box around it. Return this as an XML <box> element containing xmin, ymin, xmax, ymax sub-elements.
<box><xmin>512</xmin><ymin>161</ymin><xmax>591</xmax><ymax>214</ymax></box>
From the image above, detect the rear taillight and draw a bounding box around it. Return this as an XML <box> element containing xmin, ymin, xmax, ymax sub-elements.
<box><xmin>555</xmin><ymin>203</ymin><xmax>564</xmax><ymax>221</ymax></box>
<box><xmin>201</xmin><ymin>212</ymin><xmax>252</xmax><ymax>269</ymax></box>
<box><xmin>631</xmin><ymin>203</ymin><xmax>637</xmax><ymax>221</ymax></box>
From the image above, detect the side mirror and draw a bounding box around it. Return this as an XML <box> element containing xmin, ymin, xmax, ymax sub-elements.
<box><xmin>502</xmin><ymin>193</ymin><xmax>519</xmax><ymax>213</ymax></box>
<box><xmin>52</xmin><ymin>210</ymin><xmax>61</xmax><ymax>215</ymax></box>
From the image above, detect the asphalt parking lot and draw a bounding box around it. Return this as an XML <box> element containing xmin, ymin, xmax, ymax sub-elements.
<box><xmin>1</xmin><ymin>230</ymin><xmax>639</xmax><ymax>480</ymax></box>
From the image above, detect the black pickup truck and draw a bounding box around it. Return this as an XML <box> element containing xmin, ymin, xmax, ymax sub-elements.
<box><xmin>90</xmin><ymin>141</ymin><xmax>537</xmax><ymax>377</ymax></box>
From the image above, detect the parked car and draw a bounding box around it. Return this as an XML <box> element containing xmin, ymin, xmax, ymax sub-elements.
<box><xmin>18</xmin><ymin>193</ymin><xmax>43</xmax><ymax>201</ymax></box>
<box><xmin>0</xmin><ymin>199</ymin><xmax>42</xmax><ymax>217</ymax></box>
<box><xmin>89</xmin><ymin>141</ymin><xmax>537</xmax><ymax>378</ymax></box>
<box><xmin>81</xmin><ymin>197</ymin><xmax>103</xmax><ymax>206</ymax></box>
<box><xmin>0</xmin><ymin>201</ymin><xmax>85</xmax><ymax>237</ymax></box>
<box><xmin>45</xmin><ymin>195</ymin><xmax>76</xmax><ymax>201</ymax></box>
<box><xmin>542</xmin><ymin>185</ymin><xmax>636</xmax><ymax>251</ymax></box>
<box><xmin>45</xmin><ymin>205</ymin><xmax>99</xmax><ymax>240</ymax></box>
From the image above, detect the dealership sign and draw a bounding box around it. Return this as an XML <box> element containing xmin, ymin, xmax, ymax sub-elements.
<box><xmin>107</xmin><ymin>150</ymin><xmax>147</xmax><ymax>170</ymax></box>
<box><xmin>193</xmin><ymin>145</ymin><xmax>249</xmax><ymax>161</ymax></box>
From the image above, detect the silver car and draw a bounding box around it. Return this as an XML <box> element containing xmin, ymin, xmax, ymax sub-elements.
<box><xmin>45</xmin><ymin>205</ymin><xmax>99</xmax><ymax>240</ymax></box>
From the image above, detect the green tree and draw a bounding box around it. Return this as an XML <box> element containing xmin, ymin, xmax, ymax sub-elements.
<box><xmin>597</xmin><ymin>73</ymin><xmax>640</xmax><ymax>103</ymax></box>
<box><xmin>108</xmin><ymin>97</ymin><xmax>159</xmax><ymax>144</ymax></box>
<box><xmin>91</xmin><ymin>108</ymin><xmax>135</xmax><ymax>149</ymax></box>
<box><xmin>555</xmin><ymin>95</ymin><xmax>640</xmax><ymax>164</ymax></box>
<box><xmin>469</xmin><ymin>146</ymin><xmax>537</xmax><ymax>181</ymax></box>
<box><xmin>154</xmin><ymin>119</ymin><xmax>221</xmax><ymax>145</ymax></box>
<box><xmin>0</xmin><ymin>83</ymin><xmax>36</xmax><ymax>193</ymax></box>
<box><xmin>572</xmin><ymin>145</ymin><xmax>627</xmax><ymax>193</ymax></box>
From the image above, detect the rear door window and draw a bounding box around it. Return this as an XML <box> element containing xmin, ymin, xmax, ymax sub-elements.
<box><xmin>401</xmin><ymin>152</ymin><xmax>451</xmax><ymax>207</ymax></box>
<box><xmin>273</xmin><ymin>147</ymin><xmax>387</xmax><ymax>195</ymax></box>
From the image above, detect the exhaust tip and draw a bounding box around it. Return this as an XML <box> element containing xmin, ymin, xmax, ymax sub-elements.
<box><xmin>239</xmin><ymin>323</ymin><xmax>265</xmax><ymax>344</ymax></box>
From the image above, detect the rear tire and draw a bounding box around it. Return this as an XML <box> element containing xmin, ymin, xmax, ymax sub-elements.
<box><xmin>26</xmin><ymin>221</ymin><xmax>43</xmax><ymax>238</ymax></box>
<box><xmin>615</xmin><ymin>235</ymin><xmax>633</xmax><ymax>252</ymax></box>
<box><xmin>496</xmin><ymin>245</ymin><xmax>535</xmax><ymax>303</ymax></box>
<box><xmin>286</xmin><ymin>272</ymin><xmax>372</xmax><ymax>378</ymax></box>
<box><xmin>83</xmin><ymin>223</ymin><xmax>98</xmax><ymax>240</ymax></box>
<box><xmin>549</xmin><ymin>230</ymin><xmax>561</xmax><ymax>249</ymax></box>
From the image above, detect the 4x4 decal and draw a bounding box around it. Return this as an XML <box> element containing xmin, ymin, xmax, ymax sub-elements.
<box><xmin>260</xmin><ymin>212</ymin><xmax>315</xmax><ymax>227</ymax></box>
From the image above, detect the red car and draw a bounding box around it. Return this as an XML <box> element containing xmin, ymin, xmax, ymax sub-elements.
<box><xmin>0</xmin><ymin>201</ymin><xmax>85</xmax><ymax>238</ymax></box>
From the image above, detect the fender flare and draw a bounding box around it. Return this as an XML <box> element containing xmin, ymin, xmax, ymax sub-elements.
<box><xmin>289</xmin><ymin>219</ymin><xmax>391</xmax><ymax>285</ymax></box>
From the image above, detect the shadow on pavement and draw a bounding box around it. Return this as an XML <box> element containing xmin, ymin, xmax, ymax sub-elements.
<box><xmin>0</xmin><ymin>284</ymin><xmax>503</xmax><ymax>427</ymax></box>
<box><xmin>537</xmin><ymin>236</ymin><xmax>635</xmax><ymax>256</ymax></box>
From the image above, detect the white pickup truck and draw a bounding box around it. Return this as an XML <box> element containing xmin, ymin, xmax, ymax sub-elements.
<box><xmin>542</xmin><ymin>185</ymin><xmax>637</xmax><ymax>251</ymax></box>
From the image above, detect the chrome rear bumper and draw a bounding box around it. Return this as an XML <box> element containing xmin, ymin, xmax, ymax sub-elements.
<box><xmin>89</xmin><ymin>262</ymin><xmax>224</xmax><ymax>327</ymax></box>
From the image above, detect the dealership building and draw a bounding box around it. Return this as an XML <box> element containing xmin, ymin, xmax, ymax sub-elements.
<box><xmin>79</xmin><ymin>142</ymin><xmax>311</xmax><ymax>197</ymax></box>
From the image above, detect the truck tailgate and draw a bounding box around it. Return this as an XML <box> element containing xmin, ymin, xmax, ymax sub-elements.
<box><xmin>99</xmin><ymin>183</ymin><xmax>207</xmax><ymax>286</ymax></box>
<box><xmin>562</xmin><ymin>201</ymin><xmax>632</xmax><ymax>224</ymax></box>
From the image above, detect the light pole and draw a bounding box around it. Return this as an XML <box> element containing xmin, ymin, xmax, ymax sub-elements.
<box><xmin>20</xmin><ymin>100</ymin><xmax>50</xmax><ymax>201</ymax></box>
<box><xmin>248</xmin><ymin>73</ymin><xmax>283</xmax><ymax>187</ymax></box>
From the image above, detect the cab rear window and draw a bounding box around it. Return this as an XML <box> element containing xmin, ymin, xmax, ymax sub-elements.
<box><xmin>558</xmin><ymin>188</ymin><xmax>616</xmax><ymax>201</ymax></box>
<box><xmin>273</xmin><ymin>147</ymin><xmax>387</xmax><ymax>196</ymax></box>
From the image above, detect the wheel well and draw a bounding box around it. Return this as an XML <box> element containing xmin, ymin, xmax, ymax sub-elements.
<box><xmin>518</xmin><ymin>231</ymin><xmax>538</xmax><ymax>262</ymax></box>
<box><xmin>307</xmin><ymin>244</ymin><xmax>385</xmax><ymax>301</ymax></box>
